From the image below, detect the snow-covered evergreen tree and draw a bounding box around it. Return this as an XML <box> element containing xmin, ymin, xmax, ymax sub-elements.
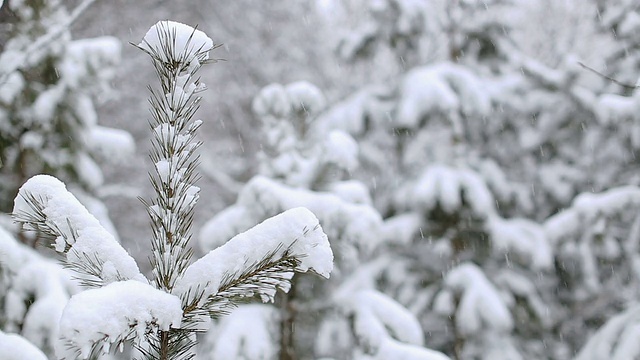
<box><xmin>310</xmin><ymin>0</ymin><xmax>640</xmax><ymax>358</ymax></box>
<box><xmin>10</xmin><ymin>20</ymin><xmax>334</xmax><ymax>360</ymax></box>
<box><xmin>317</xmin><ymin>0</ymin><xmax>640</xmax><ymax>358</ymax></box>
<box><xmin>0</xmin><ymin>0</ymin><xmax>133</xmax><ymax>230</ymax></box>
<box><xmin>198</xmin><ymin>78</ymin><xmax>447</xmax><ymax>359</ymax></box>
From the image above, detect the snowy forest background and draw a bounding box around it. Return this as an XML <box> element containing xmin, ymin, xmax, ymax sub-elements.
<box><xmin>2</xmin><ymin>0</ymin><xmax>640</xmax><ymax>359</ymax></box>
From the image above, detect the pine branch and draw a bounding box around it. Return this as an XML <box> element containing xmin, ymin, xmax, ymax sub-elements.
<box><xmin>183</xmin><ymin>242</ymin><xmax>302</xmax><ymax>321</ymax></box>
<box><xmin>59</xmin><ymin>332</ymin><xmax>130</xmax><ymax>360</ymax></box>
<box><xmin>13</xmin><ymin>191</ymin><xmax>69</xmax><ymax>248</ymax></box>
<box><xmin>136</xmin><ymin>327</ymin><xmax>196</xmax><ymax>360</ymax></box>
<box><xmin>12</xmin><ymin>191</ymin><xmax>114</xmax><ymax>288</ymax></box>
<box><xmin>13</xmin><ymin>188</ymin><xmax>139</xmax><ymax>289</ymax></box>
<box><xmin>62</xmin><ymin>250</ymin><xmax>127</xmax><ymax>288</ymax></box>
<box><xmin>136</xmin><ymin>21</ymin><xmax>217</xmax><ymax>360</ymax></box>
<box><xmin>138</xmin><ymin>23</ymin><xmax>216</xmax><ymax>293</ymax></box>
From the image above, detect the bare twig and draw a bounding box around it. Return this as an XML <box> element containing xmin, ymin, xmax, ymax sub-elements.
<box><xmin>578</xmin><ymin>61</ymin><xmax>640</xmax><ymax>90</ymax></box>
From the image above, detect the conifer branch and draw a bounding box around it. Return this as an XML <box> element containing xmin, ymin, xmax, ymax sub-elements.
<box><xmin>137</xmin><ymin>21</ymin><xmax>215</xmax><ymax>293</ymax></box>
<box><xmin>136</xmin><ymin>20</ymin><xmax>216</xmax><ymax>360</ymax></box>
<box><xmin>183</xmin><ymin>243</ymin><xmax>303</xmax><ymax>320</ymax></box>
<box><xmin>13</xmin><ymin>191</ymin><xmax>114</xmax><ymax>288</ymax></box>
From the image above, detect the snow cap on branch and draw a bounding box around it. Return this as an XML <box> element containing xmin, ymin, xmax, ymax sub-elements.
<box><xmin>138</xmin><ymin>20</ymin><xmax>213</xmax><ymax>66</ymax></box>
<box><xmin>56</xmin><ymin>280</ymin><xmax>183</xmax><ymax>359</ymax></box>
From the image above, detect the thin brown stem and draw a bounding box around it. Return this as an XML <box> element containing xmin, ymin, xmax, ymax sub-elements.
<box><xmin>160</xmin><ymin>330</ymin><xmax>169</xmax><ymax>360</ymax></box>
<box><xmin>279</xmin><ymin>277</ymin><xmax>298</xmax><ymax>360</ymax></box>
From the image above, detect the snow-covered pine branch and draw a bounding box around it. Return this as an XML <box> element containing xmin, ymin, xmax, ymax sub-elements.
<box><xmin>177</xmin><ymin>207</ymin><xmax>332</xmax><ymax>316</ymax></box>
<box><xmin>135</xmin><ymin>20</ymin><xmax>214</xmax><ymax>294</ymax></box>
<box><xmin>56</xmin><ymin>280</ymin><xmax>184</xmax><ymax>359</ymax></box>
<box><xmin>13</xmin><ymin>174</ymin><xmax>145</xmax><ymax>288</ymax></box>
<box><xmin>199</xmin><ymin>176</ymin><xmax>381</xmax><ymax>269</ymax></box>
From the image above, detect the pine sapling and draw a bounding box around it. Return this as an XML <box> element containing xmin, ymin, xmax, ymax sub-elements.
<box><xmin>12</xmin><ymin>20</ymin><xmax>333</xmax><ymax>360</ymax></box>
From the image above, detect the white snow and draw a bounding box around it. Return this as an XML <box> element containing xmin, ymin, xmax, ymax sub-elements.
<box><xmin>410</xmin><ymin>164</ymin><xmax>495</xmax><ymax>217</ymax></box>
<box><xmin>324</xmin><ymin>130</ymin><xmax>359</xmax><ymax>172</ymax></box>
<box><xmin>60</xmin><ymin>36</ymin><xmax>121</xmax><ymax>90</ymax></box>
<box><xmin>575</xmin><ymin>305</ymin><xmax>640</xmax><ymax>360</ymax></box>
<box><xmin>31</xmin><ymin>85</ymin><xmax>64</xmax><ymax>124</ymax></box>
<box><xmin>203</xmin><ymin>305</ymin><xmax>279</xmax><ymax>360</ymax></box>
<box><xmin>0</xmin><ymin>72</ymin><xmax>24</xmax><ymax>104</ymax></box>
<box><xmin>0</xmin><ymin>225</ymin><xmax>77</xmax><ymax>354</ymax></box>
<box><xmin>544</xmin><ymin>186</ymin><xmax>640</xmax><ymax>246</ymax></box>
<box><xmin>487</xmin><ymin>215</ymin><xmax>553</xmax><ymax>270</ymax></box>
<box><xmin>199</xmin><ymin>176</ymin><xmax>383</xmax><ymax>259</ymax></box>
<box><xmin>396</xmin><ymin>63</ymin><xmax>491</xmax><ymax>129</ymax></box>
<box><xmin>56</xmin><ymin>280</ymin><xmax>183</xmax><ymax>359</ymax></box>
<box><xmin>71</xmin><ymin>94</ymin><xmax>97</xmax><ymax>126</ymax></box>
<box><xmin>313</xmin><ymin>85</ymin><xmax>392</xmax><ymax>136</ymax></box>
<box><xmin>493</xmin><ymin>271</ymin><xmax>553</xmax><ymax>329</ymax></box>
<box><xmin>4</xmin><ymin>261</ymin><xmax>72</xmax><ymax>352</ymax></box>
<box><xmin>371</xmin><ymin>339</ymin><xmax>451</xmax><ymax>360</ymax></box>
<box><xmin>595</xmin><ymin>93</ymin><xmax>638</xmax><ymax>125</ymax></box>
<box><xmin>0</xmin><ymin>330</ymin><xmax>48</xmax><ymax>360</ymax></box>
<box><xmin>442</xmin><ymin>263</ymin><xmax>513</xmax><ymax>336</ymax></box>
<box><xmin>380</xmin><ymin>213</ymin><xmax>422</xmax><ymax>246</ymax></box>
<box><xmin>139</xmin><ymin>20</ymin><xmax>214</xmax><ymax>65</ymax></box>
<box><xmin>0</xmin><ymin>224</ymin><xmax>34</xmax><ymax>271</ymax></box>
<box><xmin>76</xmin><ymin>152</ymin><xmax>104</xmax><ymax>189</ymax></box>
<box><xmin>177</xmin><ymin>207</ymin><xmax>333</xmax><ymax>306</ymax></box>
<box><xmin>326</xmin><ymin>180</ymin><xmax>373</xmax><ymax>205</ymax></box>
<box><xmin>345</xmin><ymin>289</ymin><xmax>424</xmax><ymax>348</ymax></box>
<box><xmin>87</xmin><ymin>126</ymin><xmax>135</xmax><ymax>163</ymax></box>
<box><xmin>252</xmin><ymin>83</ymin><xmax>292</xmax><ymax>119</ymax></box>
<box><xmin>13</xmin><ymin>175</ymin><xmax>146</xmax><ymax>285</ymax></box>
<box><xmin>285</xmin><ymin>81</ymin><xmax>327</xmax><ymax>115</ymax></box>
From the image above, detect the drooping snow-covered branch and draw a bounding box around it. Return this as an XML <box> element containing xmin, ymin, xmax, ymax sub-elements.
<box><xmin>55</xmin><ymin>280</ymin><xmax>183</xmax><ymax>360</ymax></box>
<box><xmin>12</xmin><ymin>175</ymin><xmax>146</xmax><ymax>287</ymax></box>
<box><xmin>333</xmin><ymin>288</ymin><xmax>450</xmax><ymax>360</ymax></box>
<box><xmin>435</xmin><ymin>263</ymin><xmax>513</xmax><ymax>336</ymax></box>
<box><xmin>177</xmin><ymin>207</ymin><xmax>332</xmax><ymax>312</ymax></box>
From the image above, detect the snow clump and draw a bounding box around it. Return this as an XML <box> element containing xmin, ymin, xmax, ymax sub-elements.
<box><xmin>138</xmin><ymin>20</ymin><xmax>214</xmax><ymax>66</ymax></box>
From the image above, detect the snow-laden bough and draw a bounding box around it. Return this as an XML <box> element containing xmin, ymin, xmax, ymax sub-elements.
<box><xmin>13</xmin><ymin>174</ymin><xmax>146</xmax><ymax>286</ymax></box>
<box><xmin>55</xmin><ymin>280</ymin><xmax>183</xmax><ymax>359</ymax></box>
<box><xmin>176</xmin><ymin>207</ymin><xmax>333</xmax><ymax>309</ymax></box>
